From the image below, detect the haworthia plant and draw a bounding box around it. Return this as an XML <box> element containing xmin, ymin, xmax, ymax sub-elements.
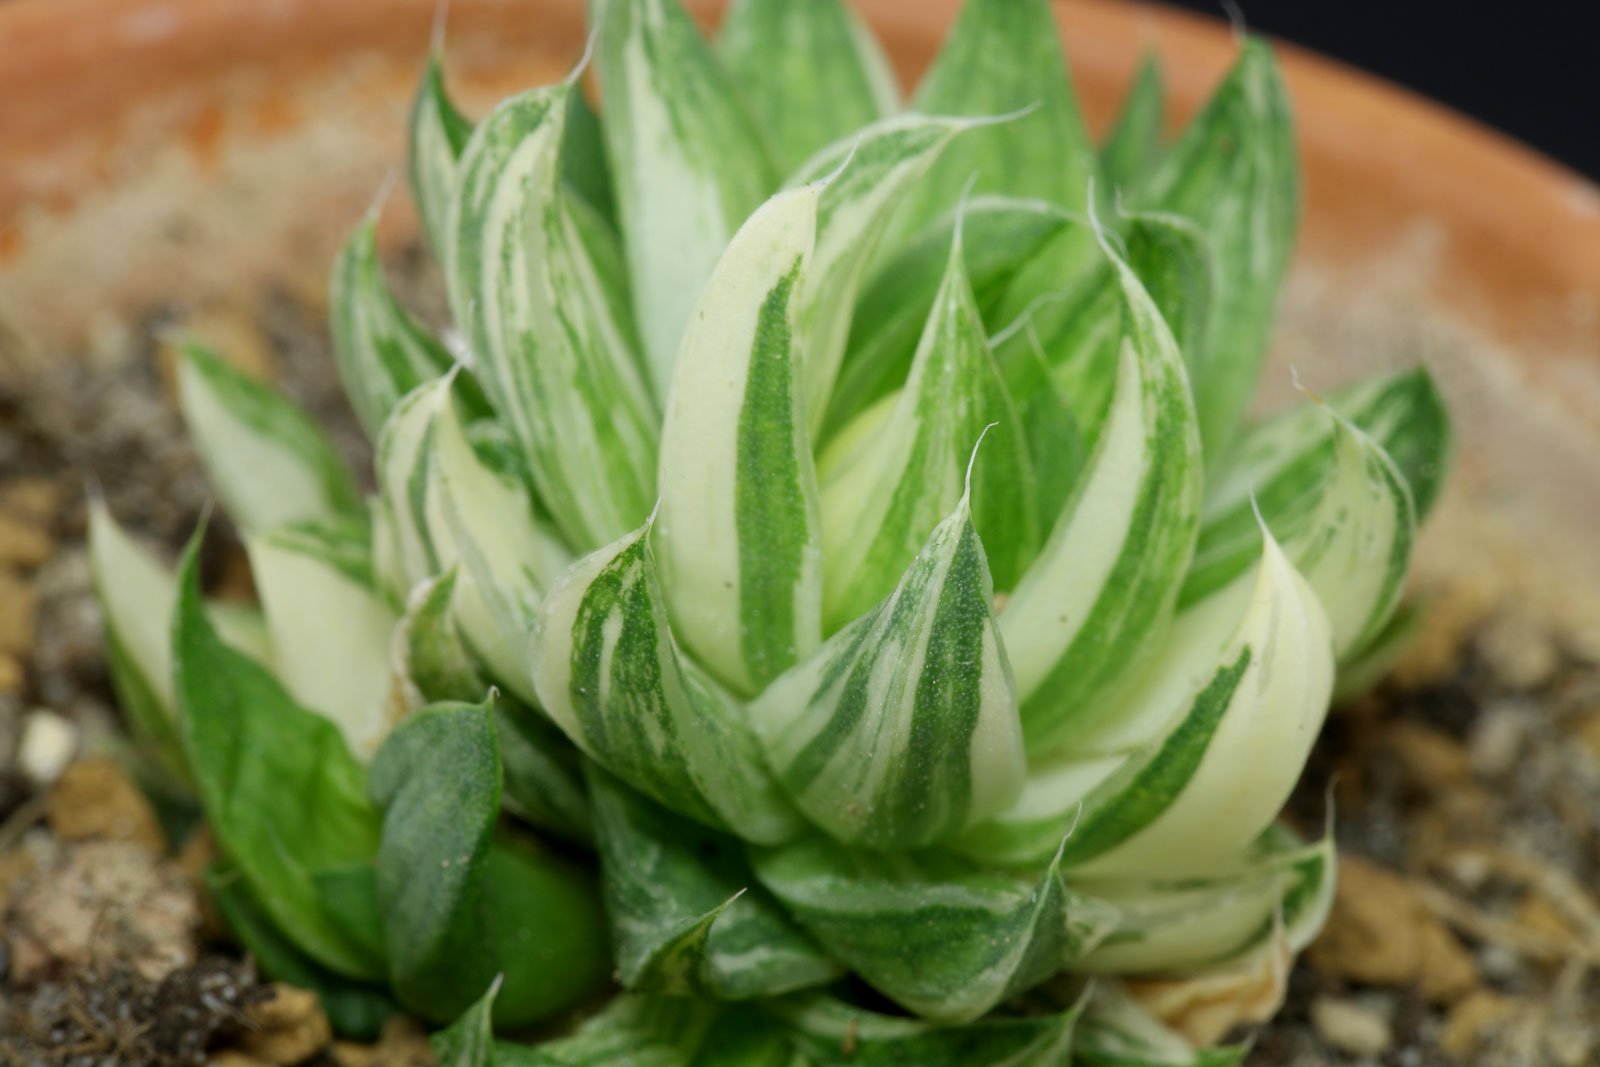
<box><xmin>93</xmin><ymin>0</ymin><xmax>1454</xmax><ymax>1061</ymax></box>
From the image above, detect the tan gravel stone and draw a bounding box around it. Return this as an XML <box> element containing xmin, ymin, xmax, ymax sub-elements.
<box><xmin>237</xmin><ymin>984</ymin><xmax>333</xmax><ymax>1065</ymax></box>
<box><xmin>1311</xmin><ymin>996</ymin><xmax>1392</xmax><ymax>1056</ymax></box>
<box><xmin>0</xmin><ymin>513</ymin><xmax>52</xmax><ymax>568</ymax></box>
<box><xmin>47</xmin><ymin>756</ymin><xmax>167</xmax><ymax>855</ymax></box>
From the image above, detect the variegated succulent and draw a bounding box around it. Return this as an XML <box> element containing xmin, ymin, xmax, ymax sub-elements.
<box><xmin>90</xmin><ymin>0</ymin><xmax>1452</xmax><ymax>1062</ymax></box>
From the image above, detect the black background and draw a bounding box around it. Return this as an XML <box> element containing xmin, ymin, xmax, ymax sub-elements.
<box><xmin>1162</xmin><ymin>0</ymin><xmax>1598</xmax><ymax>180</ymax></box>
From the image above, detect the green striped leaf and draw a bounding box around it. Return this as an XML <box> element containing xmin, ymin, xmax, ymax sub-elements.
<box><xmin>1123</xmin><ymin>211</ymin><xmax>1214</xmax><ymax>386</ymax></box>
<box><xmin>410</xmin><ymin>52</ymin><xmax>474</xmax><ymax>260</ymax></box>
<box><xmin>87</xmin><ymin>500</ymin><xmax>272</xmax><ymax>778</ymax></box>
<box><xmin>1072</xmin><ymin>982</ymin><xmax>1245</xmax><ymax>1067</ymax></box>
<box><xmin>588</xmin><ymin>765</ymin><xmax>840</xmax><ymax>999</ymax></box>
<box><xmin>561</xmin><ymin>87</ymin><xmax>617</xmax><ymax>227</ymax></box>
<box><xmin>1135</xmin><ymin>39</ymin><xmax>1297</xmax><ymax>458</ymax></box>
<box><xmin>177</xmin><ymin>343</ymin><xmax>362</xmax><ymax>534</ymax></box>
<box><xmin>502</xmin><ymin>995</ymin><xmax>724</xmax><ymax>1067</ymax></box>
<box><xmin>329</xmin><ymin>210</ymin><xmax>465</xmax><ymax>439</ymax></box>
<box><xmin>450</xmin><ymin>83</ymin><xmax>659</xmax><ymax>552</ymax></box>
<box><xmin>717</xmin><ymin>0</ymin><xmax>897</xmax><ymax>176</ymax></box>
<box><xmin>653</xmin><ymin>187</ymin><xmax>822</xmax><ymax>696</ymax></box>
<box><xmin>750</xmin><ymin>835</ymin><xmax>1118</xmax><ymax>1024</ymax></box>
<box><xmin>247</xmin><ymin>515</ymin><xmax>400</xmax><ymax>760</ymax></box>
<box><xmin>776</xmin><ymin>993</ymin><xmax>1083</xmax><ymax>1066</ymax></box>
<box><xmin>591</xmin><ymin>0</ymin><xmax>777</xmax><ymax>392</ymax></box>
<box><xmin>891</xmin><ymin>0</ymin><xmax>1096</xmax><ymax>244</ymax></box>
<box><xmin>1186</xmin><ymin>395</ymin><xmax>1422</xmax><ymax>659</ymax></box>
<box><xmin>962</xmin><ymin>527</ymin><xmax>1332</xmax><ymax>872</ymax></box>
<box><xmin>374</xmin><ymin>378</ymin><xmax>446</xmax><ymax>597</ymax></box>
<box><xmin>172</xmin><ymin>529</ymin><xmax>384</xmax><ymax>981</ymax></box>
<box><xmin>754</xmin><ymin>489</ymin><xmax>1025</xmax><ymax>850</ymax></box>
<box><xmin>999</xmin><ymin>240</ymin><xmax>1203</xmax><ymax>754</ymax></box>
<box><xmin>530</xmin><ymin>521</ymin><xmax>801</xmax><ymax>845</ymax></box>
<box><xmin>1074</xmin><ymin>828</ymin><xmax>1335</xmax><ymax>974</ymax></box>
<box><xmin>819</xmin><ymin>230</ymin><xmax>1036</xmax><ymax>625</ymax></box>
<box><xmin>1102</xmin><ymin>53</ymin><xmax>1167</xmax><ymax>196</ymax></box>
<box><xmin>370</xmin><ymin>702</ymin><xmax>610</xmax><ymax>1027</ymax></box>
<box><xmin>826</xmin><ymin>196</ymin><xmax>1075</xmax><ymax>440</ymax></box>
<box><xmin>788</xmin><ymin>115</ymin><xmax>998</xmax><ymax>425</ymax></box>
<box><xmin>1055</xmin><ymin>531</ymin><xmax>1333</xmax><ymax>879</ymax></box>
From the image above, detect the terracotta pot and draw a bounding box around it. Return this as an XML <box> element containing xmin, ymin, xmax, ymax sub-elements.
<box><xmin>1</xmin><ymin>0</ymin><xmax>1597</xmax><ymax>642</ymax></box>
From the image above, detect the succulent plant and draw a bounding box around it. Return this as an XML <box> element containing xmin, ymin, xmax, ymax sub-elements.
<box><xmin>89</xmin><ymin>0</ymin><xmax>1452</xmax><ymax>1061</ymax></box>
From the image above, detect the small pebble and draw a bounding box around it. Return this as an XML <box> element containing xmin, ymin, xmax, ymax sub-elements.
<box><xmin>1477</xmin><ymin>611</ymin><xmax>1559</xmax><ymax>690</ymax></box>
<box><xmin>1468</xmin><ymin>702</ymin><xmax>1531</xmax><ymax>778</ymax></box>
<box><xmin>17</xmin><ymin>709</ymin><xmax>79</xmax><ymax>786</ymax></box>
<box><xmin>1311</xmin><ymin>995</ymin><xmax>1393</xmax><ymax>1056</ymax></box>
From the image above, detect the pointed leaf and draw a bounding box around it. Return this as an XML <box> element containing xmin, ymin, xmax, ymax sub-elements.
<box><xmin>1000</xmin><ymin>241</ymin><xmax>1203</xmax><ymax>754</ymax></box>
<box><xmin>718</xmin><ymin>0</ymin><xmax>897</xmax><ymax>175</ymax></box>
<box><xmin>173</xmin><ymin>530</ymin><xmax>383</xmax><ymax>980</ymax></box>
<box><xmin>1102</xmin><ymin>53</ymin><xmax>1167</xmax><ymax>195</ymax></box>
<box><xmin>1135</xmin><ymin>39</ymin><xmax>1297</xmax><ymax>457</ymax></box>
<box><xmin>530</xmin><ymin>522</ymin><xmax>801</xmax><ymax>844</ymax></box>
<box><xmin>1056</xmin><ymin>533</ymin><xmax>1334</xmax><ymax>879</ymax></box>
<box><xmin>755</xmin><ymin>495</ymin><xmax>1024</xmax><ymax>850</ymax></box>
<box><xmin>588</xmin><ymin>766</ymin><xmax>840</xmax><ymax>999</ymax></box>
<box><xmin>789</xmin><ymin>114</ymin><xmax>990</xmax><ymax>423</ymax></box>
<box><xmin>819</xmin><ymin>233</ymin><xmax>1036</xmax><ymax>624</ymax></box>
<box><xmin>826</xmin><ymin>196</ymin><xmax>1075</xmax><ymax>439</ymax></box>
<box><xmin>370</xmin><ymin>702</ymin><xmax>609</xmax><ymax>1026</ymax></box>
<box><xmin>450</xmin><ymin>83</ymin><xmax>659</xmax><ymax>551</ymax></box>
<box><xmin>330</xmin><ymin>211</ymin><xmax>467</xmax><ymax>438</ymax></box>
<box><xmin>892</xmin><ymin>0</ymin><xmax>1096</xmax><ymax>242</ymax></box>
<box><xmin>410</xmin><ymin>52</ymin><xmax>475</xmax><ymax>259</ymax></box>
<box><xmin>247</xmin><ymin>516</ymin><xmax>399</xmax><ymax>760</ymax></box>
<box><xmin>177</xmin><ymin>343</ymin><xmax>361</xmax><ymax>533</ymax></box>
<box><xmin>88</xmin><ymin>500</ymin><xmax>271</xmax><ymax>778</ymax></box>
<box><xmin>654</xmin><ymin>187</ymin><xmax>822</xmax><ymax>695</ymax></box>
<box><xmin>499</xmin><ymin>995</ymin><xmax>723</xmax><ymax>1066</ymax></box>
<box><xmin>1074</xmin><ymin>829</ymin><xmax>1335</xmax><ymax>974</ymax></box>
<box><xmin>592</xmin><ymin>0</ymin><xmax>777</xmax><ymax>391</ymax></box>
<box><xmin>751</xmin><ymin>836</ymin><xmax>1118</xmax><ymax>1023</ymax></box>
<box><xmin>1188</xmin><ymin>400</ymin><xmax>1421</xmax><ymax>659</ymax></box>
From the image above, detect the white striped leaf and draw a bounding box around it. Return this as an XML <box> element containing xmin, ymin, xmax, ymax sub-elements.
<box><xmin>587</xmin><ymin>766</ymin><xmax>840</xmax><ymax>999</ymax></box>
<box><xmin>890</xmin><ymin>0</ymin><xmax>1096</xmax><ymax>245</ymax></box>
<box><xmin>1197</xmin><ymin>368</ymin><xmax>1451</xmax><ymax>580</ymax></box>
<box><xmin>1122</xmin><ymin>211</ymin><xmax>1215</xmax><ymax>387</ymax></box>
<box><xmin>1102</xmin><ymin>53</ymin><xmax>1167</xmax><ymax>196</ymax></box>
<box><xmin>329</xmin><ymin>210</ymin><xmax>469</xmax><ymax>439</ymax></box>
<box><xmin>1186</xmin><ymin>396</ymin><xmax>1424</xmax><ymax>660</ymax></box>
<box><xmin>961</xmin><ymin>527</ymin><xmax>1332</xmax><ymax>873</ymax></box>
<box><xmin>788</xmin><ymin>114</ymin><xmax>999</xmax><ymax>425</ymax></box>
<box><xmin>374</xmin><ymin>378</ymin><xmax>447</xmax><ymax>598</ymax></box>
<box><xmin>775</xmin><ymin>994</ymin><xmax>1083</xmax><ymax>1066</ymax></box>
<box><xmin>87</xmin><ymin>500</ymin><xmax>272</xmax><ymax>778</ymax></box>
<box><xmin>999</xmin><ymin>243</ymin><xmax>1203</xmax><ymax>754</ymax></box>
<box><xmin>717</xmin><ymin>0</ymin><xmax>897</xmax><ymax>176</ymax></box>
<box><xmin>449</xmin><ymin>83</ymin><xmax>659</xmax><ymax>552</ymax></box>
<box><xmin>1051</xmin><ymin>532</ymin><xmax>1333</xmax><ymax>879</ymax></box>
<box><xmin>825</xmin><ymin>196</ymin><xmax>1075</xmax><ymax>439</ymax></box>
<box><xmin>529</xmin><ymin>520</ymin><xmax>801</xmax><ymax>845</ymax></box>
<box><xmin>750</xmin><ymin>835</ymin><xmax>1118</xmax><ymax>1024</ymax></box>
<box><xmin>755</xmin><ymin>489</ymin><xmax>1024</xmax><ymax>851</ymax></box>
<box><xmin>1071</xmin><ymin>981</ymin><xmax>1245</xmax><ymax>1067</ymax></box>
<box><xmin>424</xmin><ymin>379</ymin><xmax>572</xmax><ymax>702</ymax></box>
<box><xmin>1073</xmin><ymin>828</ymin><xmax>1335</xmax><ymax>974</ymax></box>
<box><xmin>409</xmin><ymin>52</ymin><xmax>474</xmax><ymax>260</ymax></box>
<box><xmin>819</xmin><ymin>230</ymin><xmax>1036</xmax><ymax>626</ymax></box>
<box><xmin>247</xmin><ymin>515</ymin><xmax>401</xmax><ymax>760</ymax></box>
<box><xmin>1135</xmin><ymin>39</ymin><xmax>1297</xmax><ymax>459</ymax></box>
<box><xmin>653</xmin><ymin>187</ymin><xmax>822</xmax><ymax>696</ymax></box>
<box><xmin>177</xmin><ymin>343</ymin><xmax>362</xmax><ymax>534</ymax></box>
<box><xmin>591</xmin><ymin>0</ymin><xmax>777</xmax><ymax>393</ymax></box>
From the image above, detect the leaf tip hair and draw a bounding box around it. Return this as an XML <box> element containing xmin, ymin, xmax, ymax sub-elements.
<box><xmin>429</xmin><ymin>0</ymin><xmax>454</xmax><ymax>56</ymax></box>
<box><xmin>962</xmin><ymin>421</ymin><xmax>1000</xmax><ymax>504</ymax></box>
<box><xmin>1220</xmin><ymin>0</ymin><xmax>1249</xmax><ymax>45</ymax></box>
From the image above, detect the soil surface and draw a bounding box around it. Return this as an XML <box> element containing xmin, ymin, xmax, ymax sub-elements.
<box><xmin>3</xmin><ymin>250</ymin><xmax>1599</xmax><ymax>1066</ymax></box>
